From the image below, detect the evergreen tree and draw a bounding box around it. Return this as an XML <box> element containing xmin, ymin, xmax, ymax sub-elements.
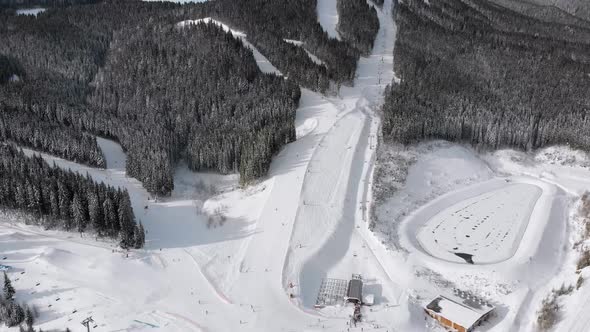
<box><xmin>0</xmin><ymin>145</ymin><xmax>143</xmax><ymax>247</ymax></box>
<box><xmin>6</xmin><ymin>302</ymin><xmax>24</xmax><ymax>327</ymax></box>
<box><xmin>3</xmin><ymin>272</ymin><xmax>14</xmax><ymax>301</ymax></box>
<box><xmin>87</xmin><ymin>190</ymin><xmax>103</xmax><ymax>234</ymax></box>
<box><xmin>117</xmin><ymin>193</ymin><xmax>135</xmax><ymax>248</ymax></box>
<box><xmin>71</xmin><ymin>193</ymin><xmax>85</xmax><ymax>233</ymax></box>
<box><xmin>57</xmin><ymin>182</ymin><xmax>71</xmax><ymax>228</ymax></box>
<box><xmin>102</xmin><ymin>197</ymin><xmax>117</xmax><ymax>237</ymax></box>
<box><xmin>134</xmin><ymin>222</ymin><xmax>145</xmax><ymax>249</ymax></box>
<box><xmin>24</xmin><ymin>305</ymin><xmax>34</xmax><ymax>329</ymax></box>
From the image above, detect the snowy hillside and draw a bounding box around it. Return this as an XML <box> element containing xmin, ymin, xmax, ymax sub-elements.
<box><xmin>2</xmin><ymin>0</ymin><xmax>589</xmax><ymax>331</ymax></box>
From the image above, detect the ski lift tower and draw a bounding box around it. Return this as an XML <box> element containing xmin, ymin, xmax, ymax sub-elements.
<box><xmin>81</xmin><ymin>316</ymin><xmax>95</xmax><ymax>332</ymax></box>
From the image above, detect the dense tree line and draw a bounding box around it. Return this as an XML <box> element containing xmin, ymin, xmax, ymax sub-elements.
<box><xmin>0</xmin><ymin>1</ymin><xmax>182</xmax><ymax>167</ymax></box>
<box><xmin>337</xmin><ymin>0</ymin><xmax>380</xmax><ymax>54</ymax></box>
<box><xmin>0</xmin><ymin>0</ymin><xmax>97</xmax><ymax>7</ymax></box>
<box><xmin>1</xmin><ymin>272</ymin><xmax>35</xmax><ymax>331</ymax></box>
<box><xmin>248</xmin><ymin>31</ymin><xmax>330</xmax><ymax>92</ymax></box>
<box><xmin>0</xmin><ymin>55</ymin><xmax>23</xmax><ymax>84</ymax></box>
<box><xmin>0</xmin><ymin>108</ymin><xmax>106</xmax><ymax>167</ymax></box>
<box><xmin>86</xmin><ymin>22</ymin><xmax>299</xmax><ymax>194</ymax></box>
<box><xmin>0</xmin><ymin>144</ymin><xmax>144</xmax><ymax>248</ymax></box>
<box><xmin>0</xmin><ymin>2</ymin><xmax>179</xmax><ymax>194</ymax></box>
<box><xmin>382</xmin><ymin>0</ymin><xmax>590</xmax><ymax>151</ymax></box>
<box><xmin>202</xmin><ymin>0</ymin><xmax>361</xmax><ymax>84</ymax></box>
<box><xmin>0</xmin><ymin>0</ymin><xmax>371</xmax><ymax>197</ymax></box>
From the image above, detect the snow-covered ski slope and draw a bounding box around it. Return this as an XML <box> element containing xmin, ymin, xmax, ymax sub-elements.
<box><xmin>4</xmin><ymin>0</ymin><xmax>589</xmax><ymax>330</ymax></box>
<box><xmin>1</xmin><ymin>1</ymin><xmax>401</xmax><ymax>331</ymax></box>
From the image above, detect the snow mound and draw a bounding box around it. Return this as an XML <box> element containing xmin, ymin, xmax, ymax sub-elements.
<box><xmin>296</xmin><ymin>118</ymin><xmax>318</xmax><ymax>139</ymax></box>
<box><xmin>534</xmin><ymin>146</ymin><xmax>590</xmax><ymax>167</ymax></box>
<box><xmin>16</xmin><ymin>8</ymin><xmax>46</xmax><ymax>16</ymax></box>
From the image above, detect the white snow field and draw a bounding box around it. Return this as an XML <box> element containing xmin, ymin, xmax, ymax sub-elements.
<box><xmin>415</xmin><ymin>182</ymin><xmax>542</xmax><ymax>264</ymax></box>
<box><xmin>15</xmin><ymin>8</ymin><xmax>46</xmax><ymax>16</ymax></box>
<box><xmin>316</xmin><ymin>0</ymin><xmax>340</xmax><ymax>40</ymax></box>
<box><xmin>4</xmin><ymin>0</ymin><xmax>590</xmax><ymax>331</ymax></box>
<box><xmin>370</xmin><ymin>141</ymin><xmax>590</xmax><ymax>332</ymax></box>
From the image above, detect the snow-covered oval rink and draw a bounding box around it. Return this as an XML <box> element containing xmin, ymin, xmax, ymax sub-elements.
<box><xmin>416</xmin><ymin>183</ymin><xmax>542</xmax><ymax>264</ymax></box>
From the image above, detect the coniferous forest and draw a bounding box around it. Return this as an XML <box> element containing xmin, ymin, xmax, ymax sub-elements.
<box><xmin>0</xmin><ymin>144</ymin><xmax>144</xmax><ymax>248</ymax></box>
<box><xmin>337</xmin><ymin>0</ymin><xmax>380</xmax><ymax>54</ymax></box>
<box><xmin>382</xmin><ymin>0</ymin><xmax>590</xmax><ymax>151</ymax></box>
<box><xmin>201</xmin><ymin>0</ymin><xmax>363</xmax><ymax>86</ymax></box>
<box><xmin>0</xmin><ymin>0</ymin><xmax>329</xmax><ymax>197</ymax></box>
<box><xmin>87</xmin><ymin>22</ymin><xmax>300</xmax><ymax>194</ymax></box>
<box><xmin>0</xmin><ymin>0</ymin><xmax>379</xmax><ymax>242</ymax></box>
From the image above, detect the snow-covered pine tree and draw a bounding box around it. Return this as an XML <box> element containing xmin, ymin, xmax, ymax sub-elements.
<box><xmin>117</xmin><ymin>193</ymin><xmax>135</xmax><ymax>248</ymax></box>
<box><xmin>24</xmin><ymin>305</ymin><xmax>34</xmax><ymax>329</ymax></box>
<box><xmin>133</xmin><ymin>222</ymin><xmax>146</xmax><ymax>249</ymax></box>
<box><xmin>3</xmin><ymin>272</ymin><xmax>14</xmax><ymax>301</ymax></box>
<box><xmin>6</xmin><ymin>302</ymin><xmax>24</xmax><ymax>327</ymax></box>
<box><xmin>71</xmin><ymin>193</ymin><xmax>85</xmax><ymax>233</ymax></box>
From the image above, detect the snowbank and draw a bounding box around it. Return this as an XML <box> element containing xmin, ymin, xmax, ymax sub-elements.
<box><xmin>16</xmin><ymin>8</ymin><xmax>46</xmax><ymax>16</ymax></box>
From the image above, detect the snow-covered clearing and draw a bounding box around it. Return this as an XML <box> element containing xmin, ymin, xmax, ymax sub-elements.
<box><xmin>15</xmin><ymin>8</ymin><xmax>46</xmax><ymax>16</ymax></box>
<box><xmin>316</xmin><ymin>0</ymin><xmax>340</xmax><ymax>40</ymax></box>
<box><xmin>369</xmin><ymin>139</ymin><xmax>590</xmax><ymax>331</ymax></box>
<box><xmin>416</xmin><ymin>182</ymin><xmax>543</xmax><ymax>264</ymax></box>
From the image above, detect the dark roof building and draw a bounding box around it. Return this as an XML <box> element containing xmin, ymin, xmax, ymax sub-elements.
<box><xmin>346</xmin><ymin>274</ymin><xmax>363</xmax><ymax>303</ymax></box>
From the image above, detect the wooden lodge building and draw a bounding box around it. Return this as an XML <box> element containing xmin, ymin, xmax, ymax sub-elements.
<box><xmin>424</xmin><ymin>292</ymin><xmax>495</xmax><ymax>332</ymax></box>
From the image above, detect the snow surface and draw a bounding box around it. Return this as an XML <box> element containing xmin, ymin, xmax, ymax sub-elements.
<box><xmin>427</xmin><ymin>295</ymin><xmax>494</xmax><ymax>330</ymax></box>
<box><xmin>316</xmin><ymin>0</ymin><xmax>341</xmax><ymax>40</ymax></box>
<box><xmin>15</xmin><ymin>8</ymin><xmax>46</xmax><ymax>16</ymax></box>
<box><xmin>416</xmin><ymin>182</ymin><xmax>542</xmax><ymax>264</ymax></box>
<box><xmin>370</xmin><ymin>140</ymin><xmax>590</xmax><ymax>331</ymax></box>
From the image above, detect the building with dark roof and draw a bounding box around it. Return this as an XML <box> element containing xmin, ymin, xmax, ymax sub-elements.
<box><xmin>346</xmin><ymin>274</ymin><xmax>363</xmax><ymax>304</ymax></box>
